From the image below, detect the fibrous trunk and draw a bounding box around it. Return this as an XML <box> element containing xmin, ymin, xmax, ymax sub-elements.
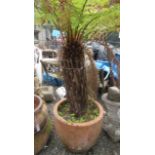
<box><xmin>61</xmin><ymin>40</ymin><xmax>88</xmax><ymax>117</ymax></box>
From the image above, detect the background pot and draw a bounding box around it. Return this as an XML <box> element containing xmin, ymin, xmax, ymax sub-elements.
<box><xmin>101</xmin><ymin>93</ymin><xmax>120</xmax><ymax>142</ymax></box>
<box><xmin>34</xmin><ymin>95</ymin><xmax>52</xmax><ymax>155</ymax></box>
<box><xmin>34</xmin><ymin>119</ymin><xmax>51</xmax><ymax>155</ymax></box>
<box><xmin>53</xmin><ymin>98</ymin><xmax>105</xmax><ymax>153</ymax></box>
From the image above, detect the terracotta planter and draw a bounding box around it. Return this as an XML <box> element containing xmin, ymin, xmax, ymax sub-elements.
<box><xmin>34</xmin><ymin>95</ymin><xmax>51</xmax><ymax>155</ymax></box>
<box><xmin>53</xmin><ymin>98</ymin><xmax>105</xmax><ymax>153</ymax></box>
<box><xmin>34</xmin><ymin>119</ymin><xmax>51</xmax><ymax>155</ymax></box>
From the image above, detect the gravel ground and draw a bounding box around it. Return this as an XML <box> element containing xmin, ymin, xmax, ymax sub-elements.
<box><xmin>38</xmin><ymin>100</ymin><xmax>120</xmax><ymax>155</ymax></box>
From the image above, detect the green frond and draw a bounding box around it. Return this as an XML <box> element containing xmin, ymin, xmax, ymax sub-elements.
<box><xmin>34</xmin><ymin>0</ymin><xmax>120</xmax><ymax>40</ymax></box>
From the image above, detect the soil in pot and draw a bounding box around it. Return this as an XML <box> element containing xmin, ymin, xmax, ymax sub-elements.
<box><xmin>58</xmin><ymin>100</ymin><xmax>99</xmax><ymax>123</ymax></box>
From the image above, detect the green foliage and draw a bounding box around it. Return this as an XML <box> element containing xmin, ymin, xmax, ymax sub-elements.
<box><xmin>85</xmin><ymin>4</ymin><xmax>120</xmax><ymax>40</ymax></box>
<box><xmin>34</xmin><ymin>0</ymin><xmax>120</xmax><ymax>40</ymax></box>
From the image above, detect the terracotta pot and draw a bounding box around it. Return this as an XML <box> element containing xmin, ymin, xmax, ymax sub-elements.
<box><xmin>34</xmin><ymin>95</ymin><xmax>49</xmax><ymax>133</ymax></box>
<box><xmin>53</xmin><ymin>98</ymin><xmax>105</xmax><ymax>153</ymax></box>
<box><xmin>34</xmin><ymin>119</ymin><xmax>51</xmax><ymax>155</ymax></box>
<box><xmin>34</xmin><ymin>95</ymin><xmax>51</xmax><ymax>155</ymax></box>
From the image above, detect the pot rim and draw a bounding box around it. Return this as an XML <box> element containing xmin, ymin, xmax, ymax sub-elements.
<box><xmin>34</xmin><ymin>95</ymin><xmax>43</xmax><ymax>113</ymax></box>
<box><xmin>53</xmin><ymin>98</ymin><xmax>106</xmax><ymax>127</ymax></box>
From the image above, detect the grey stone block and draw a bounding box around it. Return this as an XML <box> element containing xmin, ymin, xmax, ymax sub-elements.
<box><xmin>103</xmin><ymin>115</ymin><xmax>120</xmax><ymax>142</ymax></box>
<box><xmin>108</xmin><ymin>87</ymin><xmax>120</xmax><ymax>102</ymax></box>
<box><xmin>41</xmin><ymin>86</ymin><xmax>56</xmax><ymax>102</ymax></box>
<box><xmin>101</xmin><ymin>93</ymin><xmax>120</xmax><ymax>113</ymax></box>
<box><xmin>102</xmin><ymin>93</ymin><xmax>120</xmax><ymax>142</ymax></box>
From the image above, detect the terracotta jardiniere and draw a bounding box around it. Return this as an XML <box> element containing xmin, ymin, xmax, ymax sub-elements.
<box><xmin>53</xmin><ymin>98</ymin><xmax>105</xmax><ymax>153</ymax></box>
<box><xmin>34</xmin><ymin>95</ymin><xmax>51</xmax><ymax>155</ymax></box>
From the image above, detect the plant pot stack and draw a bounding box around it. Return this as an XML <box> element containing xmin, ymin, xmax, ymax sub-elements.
<box><xmin>101</xmin><ymin>86</ymin><xmax>120</xmax><ymax>142</ymax></box>
<box><xmin>34</xmin><ymin>95</ymin><xmax>52</xmax><ymax>155</ymax></box>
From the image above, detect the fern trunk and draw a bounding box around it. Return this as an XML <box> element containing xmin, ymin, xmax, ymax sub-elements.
<box><xmin>62</xmin><ymin>40</ymin><xmax>88</xmax><ymax>116</ymax></box>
